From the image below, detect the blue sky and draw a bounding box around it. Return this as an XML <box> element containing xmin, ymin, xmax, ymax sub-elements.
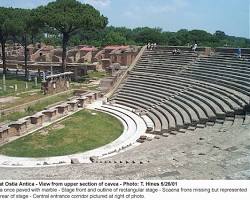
<box><xmin>0</xmin><ymin>0</ymin><xmax>249</xmax><ymax>38</ymax></box>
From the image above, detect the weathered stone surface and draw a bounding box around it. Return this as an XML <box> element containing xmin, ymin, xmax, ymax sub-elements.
<box><xmin>139</xmin><ymin>135</ymin><xmax>147</xmax><ymax>140</ymax></box>
<box><xmin>178</xmin><ymin>129</ymin><xmax>186</xmax><ymax>133</ymax></box>
<box><xmin>206</xmin><ymin>122</ymin><xmax>215</xmax><ymax>126</ymax></box>
<box><xmin>159</xmin><ymin>171</ymin><xmax>181</xmax><ymax>178</ymax></box>
<box><xmin>71</xmin><ymin>158</ymin><xmax>80</xmax><ymax>164</ymax></box>
<box><xmin>196</xmin><ymin>124</ymin><xmax>206</xmax><ymax>128</ymax></box>
<box><xmin>136</xmin><ymin>139</ymin><xmax>145</xmax><ymax>143</ymax></box>
<box><xmin>90</xmin><ymin>156</ymin><xmax>98</xmax><ymax>163</ymax></box>
<box><xmin>187</xmin><ymin>126</ymin><xmax>196</xmax><ymax>131</ymax></box>
<box><xmin>170</xmin><ymin>131</ymin><xmax>179</xmax><ymax>135</ymax></box>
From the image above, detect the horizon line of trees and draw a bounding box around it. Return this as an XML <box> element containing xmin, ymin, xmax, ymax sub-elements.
<box><xmin>65</xmin><ymin>26</ymin><xmax>250</xmax><ymax>48</ymax></box>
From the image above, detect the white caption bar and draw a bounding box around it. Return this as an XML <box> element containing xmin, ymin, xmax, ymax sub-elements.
<box><xmin>0</xmin><ymin>180</ymin><xmax>249</xmax><ymax>200</ymax></box>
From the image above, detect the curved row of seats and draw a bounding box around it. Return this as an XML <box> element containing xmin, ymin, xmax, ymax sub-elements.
<box><xmin>118</xmin><ymin>78</ymin><xmax>237</xmax><ymax>114</ymax></box>
<box><xmin>115</xmin><ymin>73</ymin><xmax>247</xmax><ymax>112</ymax></box>
<box><xmin>135</xmin><ymin>63</ymin><xmax>250</xmax><ymax>83</ymax></box>
<box><xmin>133</xmin><ymin>65</ymin><xmax>250</xmax><ymax>95</ymax></box>
<box><xmin>136</xmin><ymin>60</ymin><xmax>250</xmax><ymax>77</ymax></box>
<box><xmin>110</xmin><ymin>47</ymin><xmax>250</xmax><ymax>134</ymax></box>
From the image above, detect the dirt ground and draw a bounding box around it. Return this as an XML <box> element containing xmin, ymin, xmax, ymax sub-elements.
<box><xmin>0</xmin><ymin>96</ymin><xmax>20</xmax><ymax>104</ymax></box>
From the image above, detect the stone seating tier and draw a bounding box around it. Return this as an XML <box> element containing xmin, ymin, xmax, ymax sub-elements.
<box><xmin>111</xmin><ymin>46</ymin><xmax>250</xmax><ymax>134</ymax></box>
<box><xmin>137</xmin><ymin>60</ymin><xmax>250</xmax><ymax>75</ymax></box>
<box><xmin>119</xmin><ymin>79</ymin><xmax>232</xmax><ymax>117</ymax></box>
<box><xmin>134</xmin><ymin>65</ymin><xmax>250</xmax><ymax>85</ymax></box>
<box><xmin>129</xmin><ymin>72</ymin><xmax>249</xmax><ymax>105</ymax></box>
<box><xmin>124</xmin><ymin>77</ymin><xmax>243</xmax><ymax>112</ymax></box>
<box><xmin>133</xmin><ymin>68</ymin><xmax>250</xmax><ymax>95</ymax></box>
<box><xmin>115</xmin><ymin>94</ymin><xmax>177</xmax><ymax>131</ymax></box>
<box><xmin>113</xmin><ymin>97</ymin><xmax>162</xmax><ymax>133</ymax></box>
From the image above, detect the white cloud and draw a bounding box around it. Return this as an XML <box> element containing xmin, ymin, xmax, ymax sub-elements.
<box><xmin>84</xmin><ymin>0</ymin><xmax>111</xmax><ymax>8</ymax></box>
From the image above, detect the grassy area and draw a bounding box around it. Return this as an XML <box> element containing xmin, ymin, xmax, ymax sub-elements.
<box><xmin>87</xmin><ymin>71</ymin><xmax>107</xmax><ymax>79</ymax></box>
<box><xmin>1</xmin><ymin>92</ymin><xmax>44</xmax><ymax>110</ymax></box>
<box><xmin>85</xmin><ymin>85</ymin><xmax>100</xmax><ymax>90</ymax></box>
<box><xmin>0</xmin><ymin>110</ymin><xmax>123</xmax><ymax>157</ymax></box>
<box><xmin>0</xmin><ymin>92</ymin><xmax>74</xmax><ymax>123</ymax></box>
<box><xmin>0</xmin><ymin>72</ymin><xmax>103</xmax><ymax>122</ymax></box>
<box><xmin>76</xmin><ymin>71</ymin><xmax>107</xmax><ymax>83</ymax></box>
<box><xmin>0</xmin><ymin>74</ymin><xmax>41</xmax><ymax>97</ymax></box>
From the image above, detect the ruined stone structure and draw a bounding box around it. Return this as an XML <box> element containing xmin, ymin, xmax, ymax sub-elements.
<box><xmin>109</xmin><ymin>46</ymin><xmax>140</xmax><ymax>66</ymax></box>
<box><xmin>0</xmin><ymin>44</ymin><xmax>140</xmax><ymax>72</ymax></box>
<box><xmin>41</xmin><ymin>72</ymin><xmax>73</xmax><ymax>95</ymax></box>
<box><xmin>97</xmin><ymin>45</ymin><xmax>140</xmax><ymax>68</ymax></box>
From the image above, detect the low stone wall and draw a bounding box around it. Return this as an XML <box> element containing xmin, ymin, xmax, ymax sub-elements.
<box><xmin>215</xmin><ymin>47</ymin><xmax>250</xmax><ymax>54</ymax></box>
<box><xmin>0</xmin><ymin>91</ymin><xmax>100</xmax><ymax>145</ymax></box>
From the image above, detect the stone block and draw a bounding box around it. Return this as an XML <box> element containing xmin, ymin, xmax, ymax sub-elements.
<box><xmin>42</xmin><ymin>109</ymin><xmax>58</xmax><ymax>122</ymax></box>
<box><xmin>9</xmin><ymin>120</ymin><xmax>28</xmax><ymax>136</ymax></box>
<box><xmin>0</xmin><ymin>126</ymin><xmax>9</xmax><ymax>142</ymax></box>
<box><xmin>136</xmin><ymin>139</ymin><xmax>145</xmax><ymax>143</ymax></box>
<box><xmin>90</xmin><ymin>156</ymin><xmax>98</xmax><ymax>163</ymax></box>
<box><xmin>67</xmin><ymin>100</ymin><xmax>79</xmax><ymax>112</ymax></box>
<box><xmin>56</xmin><ymin>104</ymin><xmax>69</xmax><ymax>115</ymax></box>
<box><xmin>139</xmin><ymin>135</ymin><xmax>147</xmax><ymax>140</ymax></box>
<box><xmin>71</xmin><ymin>158</ymin><xmax>80</xmax><ymax>164</ymax></box>
<box><xmin>30</xmin><ymin>113</ymin><xmax>44</xmax><ymax>127</ymax></box>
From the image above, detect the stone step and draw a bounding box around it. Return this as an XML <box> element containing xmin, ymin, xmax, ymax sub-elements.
<box><xmin>187</xmin><ymin>126</ymin><xmax>196</xmax><ymax>131</ymax></box>
<box><xmin>196</xmin><ymin>124</ymin><xmax>206</xmax><ymax>128</ymax></box>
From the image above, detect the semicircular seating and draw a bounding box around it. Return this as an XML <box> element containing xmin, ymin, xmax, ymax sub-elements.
<box><xmin>110</xmin><ymin>46</ymin><xmax>250</xmax><ymax>134</ymax></box>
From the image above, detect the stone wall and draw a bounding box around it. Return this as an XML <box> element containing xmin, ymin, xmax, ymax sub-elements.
<box><xmin>41</xmin><ymin>72</ymin><xmax>73</xmax><ymax>95</ymax></box>
<box><xmin>0</xmin><ymin>91</ymin><xmax>100</xmax><ymax>145</ymax></box>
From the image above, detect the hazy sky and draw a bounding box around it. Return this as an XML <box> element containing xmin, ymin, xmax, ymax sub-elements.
<box><xmin>0</xmin><ymin>0</ymin><xmax>249</xmax><ymax>38</ymax></box>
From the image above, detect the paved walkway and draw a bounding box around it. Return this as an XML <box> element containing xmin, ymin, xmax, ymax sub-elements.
<box><xmin>0</xmin><ymin>100</ymin><xmax>147</xmax><ymax>167</ymax></box>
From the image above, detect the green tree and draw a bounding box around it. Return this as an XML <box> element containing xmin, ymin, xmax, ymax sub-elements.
<box><xmin>168</xmin><ymin>36</ymin><xmax>181</xmax><ymax>46</ymax></box>
<box><xmin>188</xmin><ymin>29</ymin><xmax>213</xmax><ymax>46</ymax></box>
<box><xmin>12</xmin><ymin>8</ymin><xmax>42</xmax><ymax>78</ymax></box>
<box><xmin>37</xmin><ymin>0</ymin><xmax>107</xmax><ymax>72</ymax></box>
<box><xmin>41</xmin><ymin>25</ymin><xmax>250</xmax><ymax>48</ymax></box>
<box><xmin>176</xmin><ymin>29</ymin><xmax>190</xmax><ymax>45</ymax></box>
<box><xmin>0</xmin><ymin>7</ymin><xmax>17</xmax><ymax>74</ymax></box>
<box><xmin>134</xmin><ymin>27</ymin><xmax>164</xmax><ymax>45</ymax></box>
<box><xmin>214</xmin><ymin>30</ymin><xmax>226</xmax><ymax>39</ymax></box>
<box><xmin>103</xmin><ymin>31</ymin><xmax>127</xmax><ymax>45</ymax></box>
